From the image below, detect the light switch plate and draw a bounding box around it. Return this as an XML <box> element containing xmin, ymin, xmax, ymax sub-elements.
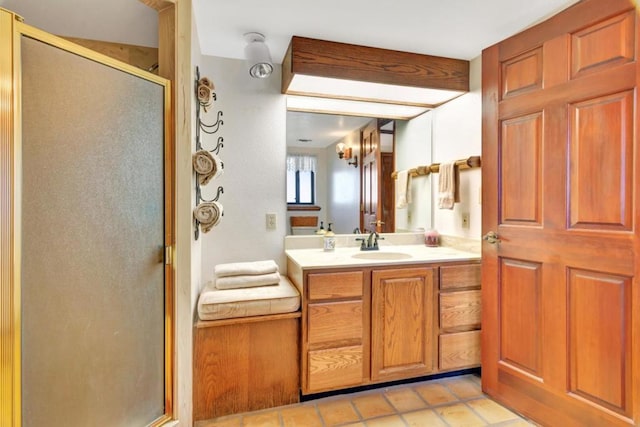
<box><xmin>461</xmin><ymin>212</ymin><xmax>470</xmax><ymax>229</ymax></box>
<box><xmin>266</xmin><ymin>213</ymin><xmax>277</xmax><ymax>230</ymax></box>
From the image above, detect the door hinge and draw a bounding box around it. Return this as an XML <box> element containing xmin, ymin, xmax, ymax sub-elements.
<box><xmin>165</xmin><ymin>245</ymin><xmax>172</xmax><ymax>265</ymax></box>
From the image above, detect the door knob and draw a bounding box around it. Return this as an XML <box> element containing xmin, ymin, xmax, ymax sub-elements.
<box><xmin>483</xmin><ymin>231</ymin><xmax>501</xmax><ymax>244</ymax></box>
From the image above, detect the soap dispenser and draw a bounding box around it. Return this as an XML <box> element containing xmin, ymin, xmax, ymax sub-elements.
<box><xmin>316</xmin><ymin>221</ymin><xmax>326</xmax><ymax>235</ymax></box>
<box><xmin>323</xmin><ymin>223</ymin><xmax>336</xmax><ymax>251</ymax></box>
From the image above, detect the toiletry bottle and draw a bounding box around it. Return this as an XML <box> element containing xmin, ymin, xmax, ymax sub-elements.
<box><xmin>316</xmin><ymin>221</ymin><xmax>326</xmax><ymax>235</ymax></box>
<box><xmin>424</xmin><ymin>229</ymin><xmax>440</xmax><ymax>247</ymax></box>
<box><xmin>323</xmin><ymin>223</ymin><xmax>336</xmax><ymax>251</ymax></box>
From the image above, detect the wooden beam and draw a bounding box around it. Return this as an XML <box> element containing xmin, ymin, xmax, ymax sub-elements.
<box><xmin>282</xmin><ymin>36</ymin><xmax>469</xmax><ymax>94</ymax></box>
<box><xmin>157</xmin><ymin>6</ymin><xmax>175</xmax><ymax>80</ymax></box>
<box><xmin>138</xmin><ymin>0</ymin><xmax>175</xmax><ymax>12</ymax></box>
<box><xmin>61</xmin><ymin>37</ymin><xmax>158</xmax><ymax>73</ymax></box>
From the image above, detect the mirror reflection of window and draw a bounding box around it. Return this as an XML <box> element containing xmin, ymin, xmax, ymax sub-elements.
<box><xmin>287</xmin><ymin>154</ymin><xmax>317</xmax><ymax>205</ymax></box>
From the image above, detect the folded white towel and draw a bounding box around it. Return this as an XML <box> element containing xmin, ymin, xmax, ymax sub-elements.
<box><xmin>438</xmin><ymin>161</ymin><xmax>458</xmax><ymax>210</ymax></box>
<box><xmin>214</xmin><ymin>271</ymin><xmax>281</xmax><ymax>290</ymax></box>
<box><xmin>215</xmin><ymin>260</ymin><xmax>279</xmax><ymax>278</ymax></box>
<box><xmin>396</xmin><ymin>170</ymin><xmax>412</xmax><ymax>209</ymax></box>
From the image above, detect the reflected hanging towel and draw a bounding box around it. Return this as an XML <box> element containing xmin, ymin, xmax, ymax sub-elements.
<box><xmin>396</xmin><ymin>170</ymin><xmax>412</xmax><ymax>209</ymax></box>
<box><xmin>438</xmin><ymin>162</ymin><xmax>460</xmax><ymax>209</ymax></box>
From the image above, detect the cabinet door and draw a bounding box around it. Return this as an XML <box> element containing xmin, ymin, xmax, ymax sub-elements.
<box><xmin>371</xmin><ymin>267</ymin><xmax>435</xmax><ymax>381</ymax></box>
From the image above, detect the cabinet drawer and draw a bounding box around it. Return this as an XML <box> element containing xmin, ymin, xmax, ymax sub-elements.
<box><xmin>308</xmin><ymin>346</ymin><xmax>363</xmax><ymax>392</ymax></box>
<box><xmin>440</xmin><ymin>290</ymin><xmax>481</xmax><ymax>330</ymax></box>
<box><xmin>439</xmin><ymin>330</ymin><xmax>481</xmax><ymax>370</ymax></box>
<box><xmin>308</xmin><ymin>301</ymin><xmax>362</xmax><ymax>345</ymax></box>
<box><xmin>440</xmin><ymin>264</ymin><xmax>481</xmax><ymax>290</ymax></box>
<box><xmin>308</xmin><ymin>271</ymin><xmax>363</xmax><ymax>300</ymax></box>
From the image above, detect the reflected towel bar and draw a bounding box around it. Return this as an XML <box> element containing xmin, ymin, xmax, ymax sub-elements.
<box><xmin>391</xmin><ymin>155</ymin><xmax>481</xmax><ymax>179</ymax></box>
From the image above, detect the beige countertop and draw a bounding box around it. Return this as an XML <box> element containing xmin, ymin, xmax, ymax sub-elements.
<box><xmin>285</xmin><ymin>244</ymin><xmax>480</xmax><ymax>270</ymax></box>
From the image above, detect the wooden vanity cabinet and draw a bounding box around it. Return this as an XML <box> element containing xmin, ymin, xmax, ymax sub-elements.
<box><xmin>297</xmin><ymin>261</ymin><xmax>481</xmax><ymax>395</ymax></box>
<box><xmin>438</xmin><ymin>264</ymin><xmax>482</xmax><ymax>370</ymax></box>
<box><xmin>371</xmin><ymin>267</ymin><xmax>436</xmax><ymax>381</ymax></box>
<box><xmin>303</xmin><ymin>270</ymin><xmax>368</xmax><ymax>394</ymax></box>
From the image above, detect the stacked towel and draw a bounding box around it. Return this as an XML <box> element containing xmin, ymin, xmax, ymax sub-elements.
<box><xmin>438</xmin><ymin>161</ymin><xmax>460</xmax><ymax>209</ymax></box>
<box><xmin>396</xmin><ymin>170</ymin><xmax>412</xmax><ymax>209</ymax></box>
<box><xmin>215</xmin><ymin>259</ymin><xmax>279</xmax><ymax>277</ymax></box>
<box><xmin>213</xmin><ymin>260</ymin><xmax>280</xmax><ymax>290</ymax></box>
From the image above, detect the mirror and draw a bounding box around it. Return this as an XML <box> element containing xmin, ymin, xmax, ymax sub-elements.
<box><xmin>286</xmin><ymin>110</ymin><xmax>433</xmax><ymax>235</ymax></box>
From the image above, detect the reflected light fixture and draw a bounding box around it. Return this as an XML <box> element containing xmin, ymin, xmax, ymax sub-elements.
<box><xmin>244</xmin><ymin>32</ymin><xmax>273</xmax><ymax>78</ymax></box>
<box><xmin>282</xmin><ymin>36</ymin><xmax>469</xmax><ymax>119</ymax></box>
<box><xmin>335</xmin><ymin>143</ymin><xmax>358</xmax><ymax>168</ymax></box>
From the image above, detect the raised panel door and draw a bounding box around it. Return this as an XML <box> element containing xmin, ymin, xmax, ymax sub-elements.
<box><xmin>482</xmin><ymin>1</ymin><xmax>639</xmax><ymax>426</ymax></box>
<box><xmin>371</xmin><ymin>267</ymin><xmax>435</xmax><ymax>381</ymax></box>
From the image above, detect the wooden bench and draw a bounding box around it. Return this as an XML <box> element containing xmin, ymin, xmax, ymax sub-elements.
<box><xmin>193</xmin><ymin>312</ymin><xmax>301</xmax><ymax>421</ymax></box>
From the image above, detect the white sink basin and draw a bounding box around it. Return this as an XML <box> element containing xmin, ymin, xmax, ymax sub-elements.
<box><xmin>352</xmin><ymin>251</ymin><xmax>413</xmax><ymax>260</ymax></box>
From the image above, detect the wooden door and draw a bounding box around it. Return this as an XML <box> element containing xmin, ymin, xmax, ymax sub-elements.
<box><xmin>482</xmin><ymin>1</ymin><xmax>639</xmax><ymax>426</ymax></box>
<box><xmin>371</xmin><ymin>267</ymin><xmax>435</xmax><ymax>381</ymax></box>
<box><xmin>380</xmin><ymin>152</ymin><xmax>395</xmax><ymax>233</ymax></box>
<box><xmin>361</xmin><ymin>121</ymin><xmax>381</xmax><ymax>233</ymax></box>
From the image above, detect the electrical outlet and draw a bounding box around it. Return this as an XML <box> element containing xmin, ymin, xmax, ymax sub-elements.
<box><xmin>461</xmin><ymin>212</ymin><xmax>470</xmax><ymax>229</ymax></box>
<box><xmin>266</xmin><ymin>213</ymin><xmax>277</xmax><ymax>230</ymax></box>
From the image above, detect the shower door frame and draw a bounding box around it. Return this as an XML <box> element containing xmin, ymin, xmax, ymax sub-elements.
<box><xmin>0</xmin><ymin>8</ymin><xmax>175</xmax><ymax>427</ymax></box>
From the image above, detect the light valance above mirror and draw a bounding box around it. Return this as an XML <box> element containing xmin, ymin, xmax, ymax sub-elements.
<box><xmin>281</xmin><ymin>36</ymin><xmax>470</xmax><ymax>119</ymax></box>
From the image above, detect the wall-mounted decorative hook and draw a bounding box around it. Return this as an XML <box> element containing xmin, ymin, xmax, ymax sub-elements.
<box><xmin>200</xmin><ymin>111</ymin><xmax>224</xmax><ymax>134</ymax></box>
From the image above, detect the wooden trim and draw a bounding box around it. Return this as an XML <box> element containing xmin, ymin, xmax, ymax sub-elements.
<box><xmin>169</xmin><ymin>0</ymin><xmax>192</xmax><ymax>422</ymax></box>
<box><xmin>157</xmin><ymin>6</ymin><xmax>175</xmax><ymax>80</ymax></box>
<box><xmin>282</xmin><ymin>36</ymin><xmax>469</xmax><ymax>93</ymax></box>
<box><xmin>287</xmin><ymin>205</ymin><xmax>321</xmax><ymax>211</ymax></box>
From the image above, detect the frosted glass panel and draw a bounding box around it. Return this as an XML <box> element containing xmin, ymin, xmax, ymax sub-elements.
<box><xmin>20</xmin><ymin>37</ymin><xmax>165</xmax><ymax>426</ymax></box>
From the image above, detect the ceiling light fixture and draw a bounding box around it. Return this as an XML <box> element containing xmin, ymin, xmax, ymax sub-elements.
<box><xmin>287</xmin><ymin>95</ymin><xmax>430</xmax><ymax>120</ymax></box>
<box><xmin>282</xmin><ymin>36</ymin><xmax>469</xmax><ymax>115</ymax></box>
<box><xmin>244</xmin><ymin>32</ymin><xmax>273</xmax><ymax>79</ymax></box>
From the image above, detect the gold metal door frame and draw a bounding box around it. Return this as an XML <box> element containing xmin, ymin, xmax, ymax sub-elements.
<box><xmin>0</xmin><ymin>8</ymin><xmax>175</xmax><ymax>427</ymax></box>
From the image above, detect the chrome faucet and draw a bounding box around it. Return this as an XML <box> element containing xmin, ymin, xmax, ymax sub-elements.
<box><xmin>367</xmin><ymin>231</ymin><xmax>378</xmax><ymax>248</ymax></box>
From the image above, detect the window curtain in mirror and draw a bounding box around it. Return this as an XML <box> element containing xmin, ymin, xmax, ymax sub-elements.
<box><xmin>287</xmin><ymin>154</ymin><xmax>317</xmax><ymax>173</ymax></box>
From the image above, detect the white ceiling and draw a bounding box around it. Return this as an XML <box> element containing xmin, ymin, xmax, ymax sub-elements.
<box><xmin>0</xmin><ymin>0</ymin><xmax>581</xmax><ymax>61</ymax></box>
<box><xmin>287</xmin><ymin>112</ymin><xmax>372</xmax><ymax>149</ymax></box>
<box><xmin>1</xmin><ymin>0</ymin><xmax>581</xmax><ymax>149</ymax></box>
<box><xmin>194</xmin><ymin>0</ymin><xmax>580</xmax><ymax>62</ymax></box>
<box><xmin>0</xmin><ymin>0</ymin><xmax>158</xmax><ymax>48</ymax></box>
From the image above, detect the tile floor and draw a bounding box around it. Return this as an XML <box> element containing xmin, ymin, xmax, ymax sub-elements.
<box><xmin>195</xmin><ymin>374</ymin><xmax>537</xmax><ymax>427</ymax></box>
